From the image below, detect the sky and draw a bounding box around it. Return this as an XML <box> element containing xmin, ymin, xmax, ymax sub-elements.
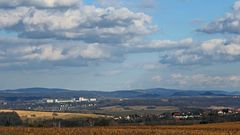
<box><xmin>0</xmin><ymin>0</ymin><xmax>240</xmax><ymax>91</ymax></box>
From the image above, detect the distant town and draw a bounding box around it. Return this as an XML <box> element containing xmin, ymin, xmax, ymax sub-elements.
<box><xmin>45</xmin><ymin>97</ymin><xmax>97</xmax><ymax>103</ymax></box>
<box><xmin>0</xmin><ymin>88</ymin><xmax>240</xmax><ymax>126</ymax></box>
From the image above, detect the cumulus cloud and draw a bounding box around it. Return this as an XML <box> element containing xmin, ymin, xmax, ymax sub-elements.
<box><xmin>234</xmin><ymin>0</ymin><xmax>240</xmax><ymax>10</ymax></box>
<box><xmin>16</xmin><ymin>44</ymin><xmax>112</xmax><ymax>61</ymax></box>
<box><xmin>0</xmin><ymin>37</ymin><xmax>123</xmax><ymax>69</ymax></box>
<box><xmin>197</xmin><ymin>0</ymin><xmax>240</xmax><ymax>34</ymax></box>
<box><xmin>0</xmin><ymin>5</ymin><xmax>155</xmax><ymax>43</ymax></box>
<box><xmin>160</xmin><ymin>37</ymin><xmax>240</xmax><ymax>65</ymax></box>
<box><xmin>2</xmin><ymin>0</ymin><xmax>240</xmax><ymax>70</ymax></box>
<box><xmin>0</xmin><ymin>0</ymin><xmax>157</xmax><ymax>69</ymax></box>
<box><xmin>97</xmin><ymin>0</ymin><xmax>157</xmax><ymax>12</ymax></box>
<box><xmin>170</xmin><ymin>73</ymin><xmax>240</xmax><ymax>90</ymax></box>
<box><xmin>0</xmin><ymin>7</ymin><xmax>29</xmax><ymax>28</ymax></box>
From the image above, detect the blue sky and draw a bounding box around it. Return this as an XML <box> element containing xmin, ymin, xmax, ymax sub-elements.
<box><xmin>0</xmin><ymin>0</ymin><xmax>240</xmax><ymax>91</ymax></box>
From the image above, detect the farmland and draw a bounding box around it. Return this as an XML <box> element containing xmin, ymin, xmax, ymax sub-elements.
<box><xmin>0</xmin><ymin>122</ymin><xmax>239</xmax><ymax>135</ymax></box>
<box><xmin>97</xmin><ymin>105</ymin><xmax>178</xmax><ymax>115</ymax></box>
<box><xmin>0</xmin><ymin>110</ymin><xmax>105</xmax><ymax>120</ymax></box>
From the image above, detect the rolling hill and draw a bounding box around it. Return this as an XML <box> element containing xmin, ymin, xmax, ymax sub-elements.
<box><xmin>0</xmin><ymin>87</ymin><xmax>239</xmax><ymax>101</ymax></box>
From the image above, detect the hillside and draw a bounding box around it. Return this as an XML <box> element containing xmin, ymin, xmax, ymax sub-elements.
<box><xmin>0</xmin><ymin>87</ymin><xmax>238</xmax><ymax>100</ymax></box>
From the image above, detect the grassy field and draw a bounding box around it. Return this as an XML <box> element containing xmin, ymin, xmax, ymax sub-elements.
<box><xmin>0</xmin><ymin>110</ymin><xmax>105</xmax><ymax>120</ymax></box>
<box><xmin>0</xmin><ymin>122</ymin><xmax>239</xmax><ymax>135</ymax></box>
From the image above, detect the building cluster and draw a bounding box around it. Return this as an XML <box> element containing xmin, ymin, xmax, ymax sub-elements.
<box><xmin>217</xmin><ymin>108</ymin><xmax>240</xmax><ymax>115</ymax></box>
<box><xmin>46</xmin><ymin>97</ymin><xmax>97</xmax><ymax>103</ymax></box>
<box><xmin>172</xmin><ymin>112</ymin><xmax>202</xmax><ymax>119</ymax></box>
<box><xmin>113</xmin><ymin>107</ymin><xmax>240</xmax><ymax>121</ymax></box>
<box><xmin>113</xmin><ymin>112</ymin><xmax>203</xmax><ymax>121</ymax></box>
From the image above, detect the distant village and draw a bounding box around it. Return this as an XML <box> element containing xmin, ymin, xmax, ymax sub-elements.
<box><xmin>112</xmin><ymin>107</ymin><xmax>240</xmax><ymax>124</ymax></box>
<box><xmin>45</xmin><ymin>97</ymin><xmax>97</xmax><ymax>103</ymax></box>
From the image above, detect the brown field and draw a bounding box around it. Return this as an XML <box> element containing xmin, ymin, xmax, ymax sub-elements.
<box><xmin>0</xmin><ymin>122</ymin><xmax>239</xmax><ymax>135</ymax></box>
<box><xmin>0</xmin><ymin>110</ymin><xmax>106</xmax><ymax>120</ymax></box>
<box><xmin>101</xmin><ymin>105</ymin><xmax>178</xmax><ymax>111</ymax></box>
<box><xmin>98</xmin><ymin>105</ymin><xmax>178</xmax><ymax>115</ymax></box>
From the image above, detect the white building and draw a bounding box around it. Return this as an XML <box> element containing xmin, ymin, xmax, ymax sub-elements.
<box><xmin>46</xmin><ymin>97</ymin><xmax>97</xmax><ymax>103</ymax></box>
<box><xmin>46</xmin><ymin>99</ymin><xmax>54</xmax><ymax>103</ymax></box>
<box><xmin>89</xmin><ymin>98</ymin><xmax>97</xmax><ymax>102</ymax></box>
<box><xmin>79</xmin><ymin>97</ymin><xmax>89</xmax><ymax>102</ymax></box>
<box><xmin>56</xmin><ymin>99</ymin><xmax>75</xmax><ymax>103</ymax></box>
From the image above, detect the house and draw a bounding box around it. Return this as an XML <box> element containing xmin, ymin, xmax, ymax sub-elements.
<box><xmin>218</xmin><ymin>110</ymin><xmax>224</xmax><ymax>115</ymax></box>
<box><xmin>79</xmin><ymin>97</ymin><xmax>89</xmax><ymax>102</ymax></box>
<box><xmin>89</xmin><ymin>98</ymin><xmax>97</xmax><ymax>102</ymax></box>
<box><xmin>46</xmin><ymin>99</ymin><xmax>54</xmax><ymax>103</ymax></box>
<box><xmin>236</xmin><ymin>108</ymin><xmax>240</xmax><ymax>113</ymax></box>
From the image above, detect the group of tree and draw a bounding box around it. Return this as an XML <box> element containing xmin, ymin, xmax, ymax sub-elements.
<box><xmin>0</xmin><ymin>112</ymin><xmax>22</xmax><ymax>126</ymax></box>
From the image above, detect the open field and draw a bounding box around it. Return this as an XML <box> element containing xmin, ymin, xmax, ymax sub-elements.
<box><xmin>101</xmin><ymin>106</ymin><xmax>178</xmax><ymax>111</ymax></box>
<box><xmin>0</xmin><ymin>110</ymin><xmax>105</xmax><ymax>120</ymax></box>
<box><xmin>0</xmin><ymin>122</ymin><xmax>239</xmax><ymax>135</ymax></box>
<box><xmin>97</xmin><ymin>105</ymin><xmax>179</xmax><ymax>115</ymax></box>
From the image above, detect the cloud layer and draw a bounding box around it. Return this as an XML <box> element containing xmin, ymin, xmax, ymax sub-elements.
<box><xmin>0</xmin><ymin>0</ymin><xmax>155</xmax><ymax>69</ymax></box>
<box><xmin>0</xmin><ymin>37</ymin><xmax>123</xmax><ymax>69</ymax></box>
<box><xmin>1</xmin><ymin>0</ymin><xmax>240</xmax><ymax>69</ymax></box>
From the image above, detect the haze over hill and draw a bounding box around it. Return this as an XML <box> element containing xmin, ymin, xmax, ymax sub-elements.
<box><xmin>0</xmin><ymin>87</ymin><xmax>239</xmax><ymax>99</ymax></box>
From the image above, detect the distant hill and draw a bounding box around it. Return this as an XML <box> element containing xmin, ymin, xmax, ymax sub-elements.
<box><xmin>0</xmin><ymin>87</ymin><xmax>238</xmax><ymax>100</ymax></box>
<box><xmin>2</xmin><ymin>88</ymin><xmax>70</xmax><ymax>94</ymax></box>
<box><xmin>171</xmin><ymin>91</ymin><xmax>227</xmax><ymax>97</ymax></box>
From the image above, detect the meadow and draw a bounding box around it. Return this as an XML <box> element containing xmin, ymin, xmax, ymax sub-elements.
<box><xmin>0</xmin><ymin>110</ymin><xmax>105</xmax><ymax>120</ymax></box>
<box><xmin>0</xmin><ymin>122</ymin><xmax>239</xmax><ymax>135</ymax></box>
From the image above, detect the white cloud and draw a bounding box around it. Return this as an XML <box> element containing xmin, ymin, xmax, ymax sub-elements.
<box><xmin>198</xmin><ymin>0</ymin><xmax>240</xmax><ymax>34</ymax></box>
<box><xmin>0</xmin><ymin>5</ymin><xmax>155</xmax><ymax>43</ymax></box>
<box><xmin>0</xmin><ymin>0</ymin><xmax>157</xmax><ymax>69</ymax></box>
<box><xmin>1</xmin><ymin>0</ymin><xmax>240</xmax><ymax>70</ymax></box>
<box><xmin>0</xmin><ymin>7</ymin><xmax>29</xmax><ymax>28</ymax></box>
<box><xmin>97</xmin><ymin>0</ymin><xmax>157</xmax><ymax>12</ymax></box>
<box><xmin>78</xmin><ymin>44</ymin><xmax>111</xmax><ymax>59</ymax></box>
<box><xmin>160</xmin><ymin>38</ymin><xmax>240</xmax><ymax>65</ymax></box>
<box><xmin>17</xmin><ymin>45</ymin><xmax>65</xmax><ymax>61</ymax></box>
<box><xmin>234</xmin><ymin>0</ymin><xmax>240</xmax><ymax>10</ymax></box>
<box><xmin>0</xmin><ymin>37</ymin><xmax>123</xmax><ymax>69</ymax></box>
<box><xmin>170</xmin><ymin>73</ymin><xmax>240</xmax><ymax>89</ymax></box>
<box><xmin>0</xmin><ymin>0</ymin><xmax>82</xmax><ymax>8</ymax></box>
